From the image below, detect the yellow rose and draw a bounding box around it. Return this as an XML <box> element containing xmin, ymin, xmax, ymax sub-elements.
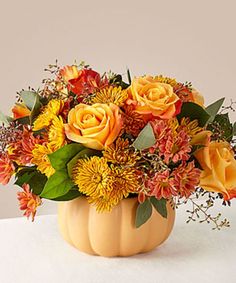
<box><xmin>195</xmin><ymin>141</ymin><xmax>236</xmax><ymax>200</ymax></box>
<box><xmin>64</xmin><ymin>103</ymin><xmax>122</xmax><ymax>150</ymax></box>
<box><xmin>127</xmin><ymin>76</ymin><xmax>180</xmax><ymax>119</ymax></box>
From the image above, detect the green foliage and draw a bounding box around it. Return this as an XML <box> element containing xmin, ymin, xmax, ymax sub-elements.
<box><xmin>20</xmin><ymin>91</ymin><xmax>42</xmax><ymax>123</ymax></box>
<box><xmin>150</xmin><ymin>197</ymin><xmax>167</xmax><ymax>218</ymax></box>
<box><xmin>42</xmin><ymin>143</ymin><xmax>99</xmax><ymax>201</ymax></box>
<box><xmin>177</xmin><ymin>102</ymin><xmax>210</xmax><ymax>127</ymax></box>
<box><xmin>206</xmin><ymin>98</ymin><xmax>225</xmax><ymax>123</ymax></box>
<box><xmin>109</xmin><ymin>74</ymin><xmax>130</xmax><ymax>89</ymax></box>
<box><xmin>0</xmin><ymin>110</ymin><xmax>13</xmax><ymax>126</ymax></box>
<box><xmin>135</xmin><ymin>199</ymin><xmax>153</xmax><ymax>228</ymax></box>
<box><xmin>40</xmin><ymin>170</ymin><xmax>74</xmax><ymax>199</ymax></box>
<box><xmin>51</xmin><ymin>189</ymin><xmax>82</xmax><ymax>201</ymax></box>
<box><xmin>209</xmin><ymin>113</ymin><xmax>233</xmax><ymax>141</ymax></box>
<box><xmin>15</xmin><ymin>167</ymin><xmax>47</xmax><ymax>195</ymax></box>
<box><xmin>48</xmin><ymin>143</ymin><xmax>85</xmax><ymax>170</ymax></box>
<box><xmin>133</xmin><ymin>123</ymin><xmax>156</xmax><ymax>150</ymax></box>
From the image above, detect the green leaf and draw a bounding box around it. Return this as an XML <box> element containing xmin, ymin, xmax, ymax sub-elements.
<box><xmin>135</xmin><ymin>199</ymin><xmax>153</xmax><ymax>228</ymax></box>
<box><xmin>51</xmin><ymin>190</ymin><xmax>82</xmax><ymax>201</ymax></box>
<box><xmin>40</xmin><ymin>170</ymin><xmax>74</xmax><ymax>199</ymax></box>
<box><xmin>48</xmin><ymin>143</ymin><xmax>85</xmax><ymax>170</ymax></box>
<box><xmin>177</xmin><ymin>102</ymin><xmax>210</xmax><ymax>127</ymax></box>
<box><xmin>20</xmin><ymin>91</ymin><xmax>41</xmax><ymax>123</ymax></box>
<box><xmin>15</xmin><ymin>168</ymin><xmax>47</xmax><ymax>195</ymax></box>
<box><xmin>133</xmin><ymin>123</ymin><xmax>156</xmax><ymax>150</ymax></box>
<box><xmin>150</xmin><ymin>197</ymin><xmax>167</xmax><ymax>218</ymax></box>
<box><xmin>20</xmin><ymin>91</ymin><xmax>39</xmax><ymax>110</ymax></box>
<box><xmin>0</xmin><ymin>110</ymin><xmax>13</xmax><ymax>126</ymax></box>
<box><xmin>15</xmin><ymin>116</ymin><xmax>31</xmax><ymax>125</ymax></box>
<box><xmin>67</xmin><ymin>148</ymin><xmax>96</xmax><ymax>178</ymax></box>
<box><xmin>206</xmin><ymin>98</ymin><xmax>225</xmax><ymax>123</ymax></box>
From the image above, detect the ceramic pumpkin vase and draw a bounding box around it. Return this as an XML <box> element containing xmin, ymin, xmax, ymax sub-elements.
<box><xmin>58</xmin><ymin>197</ymin><xmax>175</xmax><ymax>257</ymax></box>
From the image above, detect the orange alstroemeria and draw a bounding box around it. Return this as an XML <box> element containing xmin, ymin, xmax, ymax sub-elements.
<box><xmin>12</xmin><ymin>103</ymin><xmax>30</xmax><ymax>119</ymax></box>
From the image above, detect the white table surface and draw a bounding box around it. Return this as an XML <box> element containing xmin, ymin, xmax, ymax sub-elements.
<box><xmin>0</xmin><ymin>205</ymin><xmax>235</xmax><ymax>283</ymax></box>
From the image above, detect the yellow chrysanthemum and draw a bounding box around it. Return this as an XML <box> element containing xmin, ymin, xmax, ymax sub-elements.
<box><xmin>48</xmin><ymin>116</ymin><xmax>66</xmax><ymax>151</ymax></box>
<box><xmin>180</xmin><ymin>117</ymin><xmax>202</xmax><ymax>136</ymax></box>
<box><xmin>33</xmin><ymin>99</ymin><xmax>64</xmax><ymax>131</ymax></box>
<box><xmin>73</xmin><ymin>156</ymin><xmax>139</xmax><ymax>212</ymax></box>
<box><xmin>155</xmin><ymin>75</ymin><xmax>178</xmax><ymax>87</ymax></box>
<box><xmin>103</xmin><ymin>138</ymin><xmax>139</xmax><ymax>166</ymax></box>
<box><xmin>32</xmin><ymin>144</ymin><xmax>55</xmax><ymax>177</ymax></box>
<box><xmin>73</xmin><ymin>156</ymin><xmax>112</xmax><ymax>197</ymax></box>
<box><xmin>91</xmin><ymin>86</ymin><xmax>128</xmax><ymax>106</ymax></box>
<box><xmin>92</xmin><ymin>166</ymin><xmax>139</xmax><ymax>212</ymax></box>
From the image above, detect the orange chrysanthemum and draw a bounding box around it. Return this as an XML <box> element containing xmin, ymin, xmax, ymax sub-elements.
<box><xmin>0</xmin><ymin>153</ymin><xmax>15</xmax><ymax>185</ymax></box>
<box><xmin>17</xmin><ymin>183</ymin><xmax>42</xmax><ymax>221</ymax></box>
<box><xmin>8</xmin><ymin>127</ymin><xmax>42</xmax><ymax>165</ymax></box>
<box><xmin>103</xmin><ymin>138</ymin><xmax>139</xmax><ymax>166</ymax></box>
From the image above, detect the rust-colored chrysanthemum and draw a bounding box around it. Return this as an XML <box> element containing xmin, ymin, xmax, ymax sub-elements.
<box><xmin>147</xmin><ymin>170</ymin><xmax>177</xmax><ymax>200</ymax></box>
<box><xmin>8</xmin><ymin>127</ymin><xmax>42</xmax><ymax>165</ymax></box>
<box><xmin>17</xmin><ymin>183</ymin><xmax>42</xmax><ymax>221</ymax></box>
<box><xmin>33</xmin><ymin>99</ymin><xmax>64</xmax><ymax>131</ymax></box>
<box><xmin>32</xmin><ymin>144</ymin><xmax>55</xmax><ymax>177</ymax></box>
<box><xmin>0</xmin><ymin>153</ymin><xmax>15</xmax><ymax>185</ymax></box>
<box><xmin>91</xmin><ymin>86</ymin><xmax>128</xmax><ymax>107</ymax></box>
<box><xmin>103</xmin><ymin>138</ymin><xmax>139</xmax><ymax>166</ymax></box>
<box><xmin>122</xmin><ymin>105</ymin><xmax>146</xmax><ymax>137</ymax></box>
<box><xmin>172</xmin><ymin>161</ymin><xmax>201</xmax><ymax>198</ymax></box>
<box><xmin>48</xmin><ymin>115</ymin><xmax>66</xmax><ymax>151</ymax></box>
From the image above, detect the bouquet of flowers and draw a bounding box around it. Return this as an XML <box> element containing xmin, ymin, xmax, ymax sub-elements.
<box><xmin>0</xmin><ymin>62</ymin><xmax>235</xmax><ymax>230</ymax></box>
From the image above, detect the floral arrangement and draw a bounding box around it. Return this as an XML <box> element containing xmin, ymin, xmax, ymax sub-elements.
<box><xmin>0</xmin><ymin>62</ymin><xmax>236</xmax><ymax>229</ymax></box>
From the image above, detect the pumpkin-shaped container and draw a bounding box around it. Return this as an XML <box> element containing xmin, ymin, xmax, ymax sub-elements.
<box><xmin>58</xmin><ymin>197</ymin><xmax>175</xmax><ymax>257</ymax></box>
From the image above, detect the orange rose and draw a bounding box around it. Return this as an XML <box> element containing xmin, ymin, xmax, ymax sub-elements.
<box><xmin>65</xmin><ymin>103</ymin><xmax>122</xmax><ymax>150</ymax></box>
<box><xmin>195</xmin><ymin>141</ymin><xmax>236</xmax><ymax>200</ymax></box>
<box><xmin>12</xmin><ymin>103</ymin><xmax>30</xmax><ymax>119</ymax></box>
<box><xmin>127</xmin><ymin>76</ymin><xmax>180</xmax><ymax>119</ymax></box>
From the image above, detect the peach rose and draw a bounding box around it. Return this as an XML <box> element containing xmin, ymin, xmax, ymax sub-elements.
<box><xmin>191</xmin><ymin>89</ymin><xmax>204</xmax><ymax>107</ymax></box>
<box><xmin>127</xmin><ymin>76</ymin><xmax>180</xmax><ymax>119</ymax></box>
<box><xmin>195</xmin><ymin>141</ymin><xmax>236</xmax><ymax>200</ymax></box>
<box><xmin>65</xmin><ymin>103</ymin><xmax>122</xmax><ymax>150</ymax></box>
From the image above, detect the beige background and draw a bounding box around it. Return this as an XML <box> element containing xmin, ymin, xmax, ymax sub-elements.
<box><xmin>0</xmin><ymin>0</ymin><xmax>236</xmax><ymax>218</ymax></box>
